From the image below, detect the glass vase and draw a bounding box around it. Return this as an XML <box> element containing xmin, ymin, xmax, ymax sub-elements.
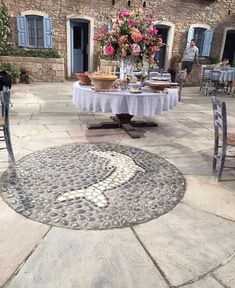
<box><xmin>119</xmin><ymin>56</ymin><xmax>136</xmax><ymax>80</ymax></box>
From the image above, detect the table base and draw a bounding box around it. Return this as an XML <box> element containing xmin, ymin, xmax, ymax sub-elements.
<box><xmin>87</xmin><ymin>114</ymin><xmax>158</xmax><ymax>139</ymax></box>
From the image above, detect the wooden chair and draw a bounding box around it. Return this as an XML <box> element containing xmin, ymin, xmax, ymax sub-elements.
<box><xmin>0</xmin><ymin>86</ymin><xmax>15</xmax><ymax>162</ymax></box>
<box><xmin>211</xmin><ymin>96</ymin><xmax>235</xmax><ymax>181</ymax></box>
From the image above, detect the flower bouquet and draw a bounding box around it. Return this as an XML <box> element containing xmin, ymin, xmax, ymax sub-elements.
<box><xmin>93</xmin><ymin>9</ymin><xmax>164</xmax><ymax>79</ymax></box>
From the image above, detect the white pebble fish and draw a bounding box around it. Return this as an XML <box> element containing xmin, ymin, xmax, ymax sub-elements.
<box><xmin>57</xmin><ymin>150</ymin><xmax>145</xmax><ymax>208</ymax></box>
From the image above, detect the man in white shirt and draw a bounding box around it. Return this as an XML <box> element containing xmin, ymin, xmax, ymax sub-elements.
<box><xmin>181</xmin><ymin>39</ymin><xmax>199</xmax><ymax>77</ymax></box>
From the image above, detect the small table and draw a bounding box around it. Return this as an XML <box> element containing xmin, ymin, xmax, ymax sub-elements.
<box><xmin>73</xmin><ymin>82</ymin><xmax>179</xmax><ymax>138</ymax></box>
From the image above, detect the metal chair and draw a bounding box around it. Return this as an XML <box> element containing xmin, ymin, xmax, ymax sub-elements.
<box><xmin>0</xmin><ymin>86</ymin><xmax>15</xmax><ymax>162</ymax></box>
<box><xmin>209</xmin><ymin>70</ymin><xmax>224</xmax><ymax>95</ymax></box>
<box><xmin>176</xmin><ymin>69</ymin><xmax>187</xmax><ymax>101</ymax></box>
<box><xmin>211</xmin><ymin>96</ymin><xmax>235</xmax><ymax>181</ymax></box>
<box><xmin>200</xmin><ymin>66</ymin><xmax>214</xmax><ymax>95</ymax></box>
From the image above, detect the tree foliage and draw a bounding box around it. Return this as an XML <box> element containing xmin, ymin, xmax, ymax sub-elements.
<box><xmin>0</xmin><ymin>5</ymin><xmax>11</xmax><ymax>54</ymax></box>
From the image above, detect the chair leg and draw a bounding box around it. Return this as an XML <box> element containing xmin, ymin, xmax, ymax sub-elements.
<box><xmin>212</xmin><ymin>156</ymin><xmax>217</xmax><ymax>173</ymax></box>
<box><xmin>216</xmin><ymin>142</ymin><xmax>227</xmax><ymax>181</ymax></box>
<box><xmin>212</xmin><ymin>138</ymin><xmax>219</xmax><ymax>172</ymax></box>
<box><xmin>3</xmin><ymin>125</ymin><xmax>15</xmax><ymax>162</ymax></box>
<box><xmin>179</xmin><ymin>80</ymin><xmax>183</xmax><ymax>101</ymax></box>
<box><xmin>216</xmin><ymin>155</ymin><xmax>226</xmax><ymax>181</ymax></box>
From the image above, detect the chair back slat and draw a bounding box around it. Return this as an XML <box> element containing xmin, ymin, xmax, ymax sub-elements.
<box><xmin>209</xmin><ymin>70</ymin><xmax>220</xmax><ymax>81</ymax></box>
<box><xmin>211</xmin><ymin>96</ymin><xmax>227</xmax><ymax>140</ymax></box>
<box><xmin>1</xmin><ymin>86</ymin><xmax>11</xmax><ymax>125</ymax></box>
<box><xmin>202</xmin><ymin>67</ymin><xmax>213</xmax><ymax>80</ymax></box>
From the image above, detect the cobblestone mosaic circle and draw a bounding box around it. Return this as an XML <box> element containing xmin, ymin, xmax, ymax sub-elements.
<box><xmin>0</xmin><ymin>143</ymin><xmax>186</xmax><ymax>230</ymax></box>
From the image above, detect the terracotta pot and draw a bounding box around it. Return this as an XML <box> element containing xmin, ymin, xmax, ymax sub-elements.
<box><xmin>89</xmin><ymin>74</ymin><xmax>117</xmax><ymax>90</ymax></box>
<box><xmin>75</xmin><ymin>73</ymin><xmax>91</xmax><ymax>85</ymax></box>
<box><xmin>12</xmin><ymin>77</ymin><xmax>20</xmax><ymax>84</ymax></box>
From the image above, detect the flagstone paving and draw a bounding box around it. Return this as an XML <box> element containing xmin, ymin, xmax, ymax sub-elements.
<box><xmin>0</xmin><ymin>82</ymin><xmax>235</xmax><ymax>288</ymax></box>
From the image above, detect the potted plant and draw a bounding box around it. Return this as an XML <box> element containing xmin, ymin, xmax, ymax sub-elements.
<box><xmin>20</xmin><ymin>67</ymin><xmax>31</xmax><ymax>84</ymax></box>
<box><xmin>11</xmin><ymin>67</ymin><xmax>20</xmax><ymax>84</ymax></box>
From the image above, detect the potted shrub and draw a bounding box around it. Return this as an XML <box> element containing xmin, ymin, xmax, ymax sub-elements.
<box><xmin>20</xmin><ymin>67</ymin><xmax>31</xmax><ymax>84</ymax></box>
<box><xmin>11</xmin><ymin>67</ymin><xmax>20</xmax><ymax>84</ymax></box>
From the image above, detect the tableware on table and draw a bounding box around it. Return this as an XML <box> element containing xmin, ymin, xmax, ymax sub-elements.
<box><xmin>128</xmin><ymin>82</ymin><xmax>142</xmax><ymax>93</ymax></box>
<box><xmin>133</xmin><ymin>71</ymin><xmax>148</xmax><ymax>85</ymax></box>
<box><xmin>118</xmin><ymin>79</ymin><xmax>128</xmax><ymax>90</ymax></box>
<box><xmin>75</xmin><ymin>73</ymin><xmax>91</xmax><ymax>85</ymax></box>
<box><xmin>145</xmin><ymin>80</ymin><xmax>171</xmax><ymax>92</ymax></box>
<box><xmin>151</xmin><ymin>77</ymin><xmax>170</xmax><ymax>81</ymax></box>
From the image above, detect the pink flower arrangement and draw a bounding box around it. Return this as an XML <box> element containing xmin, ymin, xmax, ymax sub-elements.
<box><xmin>131</xmin><ymin>43</ymin><xmax>141</xmax><ymax>56</ymax></box>
<box><xmin>93</xmin><ymin>9</ymin><xmax>164</xmax><ymax>62</ymax></box>
<box><xmin>105</xmin><ymin>44</ymin><xmax>115</xmax><ymax>56</ymax></box>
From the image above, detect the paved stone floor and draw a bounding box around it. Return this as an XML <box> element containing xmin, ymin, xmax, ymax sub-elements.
<box><xmin>0</xmin><ymin>82</ymin><xmax>235</xmax><ymax>288</ymax></box>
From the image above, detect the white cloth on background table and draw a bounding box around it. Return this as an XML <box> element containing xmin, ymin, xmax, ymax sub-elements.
<box><xmin>73</xmin><ymin>82</ymin><xmax>178</xmax><ymax>117</ymax></box>
<box><xmin>219</xmin><ymin>70</ymin><xmax>235</xmax><ymax>82</ymax></box>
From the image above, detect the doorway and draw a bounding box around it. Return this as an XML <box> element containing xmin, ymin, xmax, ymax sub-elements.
<box><xmin>71</xmin><ymin>21</ymin><xmax>89</xmax><ymax>73</ymax></box>
<box><xmin>155</xmin><ymin>26</ymin><xmax>169</xmax><ymax>69</ymax></box>
<box><xmin>222</xmin><ymin>30</ymin><xmax>235</xmax><ymax>66</ymax></box>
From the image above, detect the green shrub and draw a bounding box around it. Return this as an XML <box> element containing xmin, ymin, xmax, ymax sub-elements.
<box><xmin>0</xmin><ymin>62</ymin><xmax>20</xmax><ymax>77</ymax></box>
<box><xmin>0</xmin><ymin>5</ymin><xmax>11</xmax><ymax>54</ymax></box>
<box><xmin>4</xmin><ymin>47</ymin><xmax>61</xmax><ymax>58</ymax></box>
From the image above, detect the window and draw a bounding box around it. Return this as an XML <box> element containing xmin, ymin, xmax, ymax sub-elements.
<box><xmin>17</xmin><ymin>15</ymin><xmax>52</xmax><ymax>48</ymax></box>
<box><xmin>187</xmin><ymin>25</ymin><xmax>213</xmax><ymax>57</ymax></box>
<box><xmin>27</xmin><ymin>16</ymin><xmax>44</xmax><ymax>47</ymax></box>
<box><xmin>194</xmin><ymin>28</ymin><xmax>206</xmax><ymax>56</ymax></box>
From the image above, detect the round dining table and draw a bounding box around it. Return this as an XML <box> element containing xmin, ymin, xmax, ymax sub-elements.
<box><xmin>73</xmin><ymin>82</ymin><xmax>179</xmax><ymax>138</ymax></box>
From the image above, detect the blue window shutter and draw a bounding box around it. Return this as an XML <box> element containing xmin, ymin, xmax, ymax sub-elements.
<box><xmin>16</xmin><ymin>16</ymin><xmax>28</xmax><ymax>47</ymax></box>
<box><xmin>186</xmin><ymin>28</ymin><xmax>194</xmax><ymax>47</ymax></box>
<box><xmin>43</xmin><ymin>17</ymin><xmax>52</xmax><ymax>48</ymax></box>
<box><xmin>202</xmin><ymin>29</ymin><xmax>213</xmax><ymax>57</ymax></box>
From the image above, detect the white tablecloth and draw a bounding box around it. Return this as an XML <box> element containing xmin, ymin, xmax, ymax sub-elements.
<box><xmin>219</xmin><ymin>70</ymin><xmax>235</xmax><ymax>82</ymax></box>
<box><xmin>73</xmin><ymin>82</ymin><xmax>178</xmax><ymax>117</ymax></box>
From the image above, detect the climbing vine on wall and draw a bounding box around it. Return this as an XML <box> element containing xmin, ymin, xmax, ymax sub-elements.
<box><xmin>0</xmin><ymin>5</ymin><xmax>11</xmax><ymax>54</ymax></box>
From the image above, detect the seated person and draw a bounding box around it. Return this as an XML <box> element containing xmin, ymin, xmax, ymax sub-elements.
<box><xmin>215</xmin><ymin>58</ymin><xmax>231</xmax><ymax>70</ymax></box>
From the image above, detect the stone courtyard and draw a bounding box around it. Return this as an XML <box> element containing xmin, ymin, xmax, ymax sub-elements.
<box><xmin>0</xmin><ymin>82</ymin><xmax>235</xmax><ymax>288</ymax></box>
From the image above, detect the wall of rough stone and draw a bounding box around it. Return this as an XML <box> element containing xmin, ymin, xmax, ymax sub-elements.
<box><xmin>1</xmin><ymin>0</ymin><xmax>235</xmax><ymax>84</ymax></box>
<box><xmin>0</xmin><ymin>56</ymin><xmax>65</xmax><ymax>82</ymax></box>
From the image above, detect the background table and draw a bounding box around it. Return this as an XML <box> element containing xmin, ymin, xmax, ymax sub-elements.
<box><xmin>219</xmin><ymin>70</ymin><xmax>235</xmax><ymax>82</ymax></box>
<box><xmin>219</xmin><ymin>70</ymin><xmax>235</xmax><ymax>94</ymax></box>
<box><xmin>73</xmin><ymin>82</ymin><xmax>179</xmax><ymax>138</ymax></box>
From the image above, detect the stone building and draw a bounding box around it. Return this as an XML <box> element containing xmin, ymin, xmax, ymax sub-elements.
<box><xmin>0</xmin><ymin>0</ymin><xmax>234</xmax><ymax>83</ymax></box>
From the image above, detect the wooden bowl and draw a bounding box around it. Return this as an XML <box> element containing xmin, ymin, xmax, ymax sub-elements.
<box><xmin>75</xmin><ymin>73</ymin><xmax>91</xmax><ymax>85</ymax></box>
<box><xmin>89</xmin><ymin>74</ymin><xmax>117</xmax><ymax>90</ymax></box>
<box><xmin>146</xmin><ymin>80</ymin><xmax>171</xmax><ymax>91</ymax></box>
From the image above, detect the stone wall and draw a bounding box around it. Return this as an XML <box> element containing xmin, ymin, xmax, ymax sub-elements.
<box><xmin>0</xmin><ymin>56</ymin><xmax>64</xmax><ymax>82</ymax></box>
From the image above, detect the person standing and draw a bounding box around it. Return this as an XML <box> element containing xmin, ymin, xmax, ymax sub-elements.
<box><xmin>181</xmin><ymin>39</ymin><xmax>199</xmax><ymax>78</ymax></box>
